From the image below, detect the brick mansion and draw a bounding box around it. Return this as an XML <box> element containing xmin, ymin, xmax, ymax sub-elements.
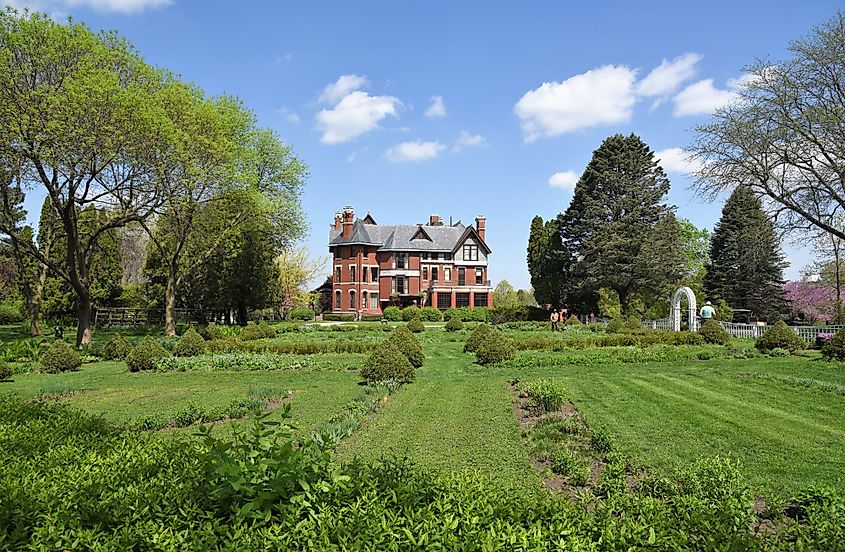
<box><xmin>328</xmin><ymin>207</ymin><xmax>493</xmax><ymax>314</ymax></box>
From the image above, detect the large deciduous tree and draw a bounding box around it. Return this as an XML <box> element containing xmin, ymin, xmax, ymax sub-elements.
<box><xmin>691</xmin><ymin>13</ymin><xmax>845</xmax><ymax>243</ymax></box>
<box><xmin>703</xmin><ymin>186</ymin><xmax>787</xmax><ymax>319</ymax></box>
<box><xmin>273</xmin><ymin>246</ymin><xmax>326</xmax><ymax>318</ymax></box>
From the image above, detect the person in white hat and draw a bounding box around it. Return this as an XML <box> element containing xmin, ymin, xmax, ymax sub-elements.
<box><xmin>700</xmin><ymin>300</ymin><xmax>716</xmax><ymax>320</ymax></box>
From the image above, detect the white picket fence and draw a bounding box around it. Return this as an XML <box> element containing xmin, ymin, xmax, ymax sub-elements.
<box><xmin>643</xmin><ymin>319</ymin><xmax>843</xmax><ymax>343</ymax></box>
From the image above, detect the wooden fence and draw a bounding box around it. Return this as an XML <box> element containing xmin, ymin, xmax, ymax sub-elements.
<box><xmin>643</xmin><ymin>318</ymin><xmax>843</xmax><ymax>343</ymax></box>
<box><xmin>94</xmin><ymin>308</ymin><xmax>194</xmax><ymax>327</ymax></box>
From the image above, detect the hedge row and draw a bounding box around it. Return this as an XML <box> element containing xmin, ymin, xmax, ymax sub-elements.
<box><xmin>206</xmin><ymin>338</ymin><xmax>376</xmax><ymax>355</ymax></box>
<box><xmin>511</xmin><ymin>331</ymin><xmax>705</xmax><ymax>351</ymax></box>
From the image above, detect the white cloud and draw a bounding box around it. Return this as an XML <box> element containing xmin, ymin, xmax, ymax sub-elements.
<box><xmin>317</xmin><ymin>74</ymin><xmax>369</xmax><ymax>104</ymax></box>
<box><xmin>548</xmin><ymin>171</ymin><xmax>578</xmax><ymax>190</ymax></box>
<box><xmin>514</xmin><ymin>65</ymin><xmax>638</xmax><ymax>142</ymax></box>
<box><xmin>316</xmin><ymin>90</ymin><xmax>401</xmax><ymax>144</ymax></box>
<box><xmin>385</xmin><ymin>140</ymin><xmax>446</xmax><ymax>163</ymax></box>
<box><xmin>672</xmin><ymin>79</ymin><xmax>739</xmax><ymax>116</ymax></box>
<box><xmin>636</xmin><ymin>53</ymin><xmax>702</xmax><ymax>98</ymax></box>
<box><xmin>425</xmin><ymin>95</ymin><xmax>447</xmax><ymax>118</ymax></box>
<box><xmin>5</xmin><ymin>0</ymin><xmax>170</xmax><ymax>12</ymax></box>
<box><xmin>451</xmin><ymin>130</ymin><xmax>486</xmax><ymax>152</ymax></box>
<box><xmin>346</xmin><ymin>148</ymin><xmax>367</xmax><ymax>163</ymax></box>
<box><xmin>654</xmin><ymin>147</ymin><xmax>702</xmax><ymax>174</ymax></box>
<box><xmin>286</xmin><ymin>113</ymin><xmax>301</xmax><ymax>125</ymax></box>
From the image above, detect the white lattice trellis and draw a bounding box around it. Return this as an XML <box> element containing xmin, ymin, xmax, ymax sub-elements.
<box><xmin>670</xmin><ymin>287</ymin><xmax>697</xmax><ymax>332</ymax></box>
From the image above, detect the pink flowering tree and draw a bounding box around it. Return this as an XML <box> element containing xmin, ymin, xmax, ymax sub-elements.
<box><xmin>782</xmin><ymin>281</ymin><xmax>842</xmax><ymax>323</ymax></box>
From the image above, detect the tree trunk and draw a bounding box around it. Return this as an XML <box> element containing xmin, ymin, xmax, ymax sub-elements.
<box><xmin>164</xmin><ymin>267</ymin><xmax>178</xmax><ymax>337</ymax></box>
<box><xmin>236</xmin><ymin>302</ymin><xmax>248</xmax><ymax>326</ymax></box>
<box><xmin>75</xmin><ymin>293</ymin><xmax>92</xmax><ymax>347</ymax></box>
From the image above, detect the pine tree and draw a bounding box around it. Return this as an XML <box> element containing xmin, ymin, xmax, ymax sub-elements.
<box><xmin>704</xmin><ymin>186</ymin><xmax>786</xmax><ymax>319</ymax></box>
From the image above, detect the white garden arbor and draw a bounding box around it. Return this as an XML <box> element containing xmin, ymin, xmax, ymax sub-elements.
<box><xmin>670</xmin><ymin>286</ymin><xmax>698</xmax><ymax>332</ymax></box>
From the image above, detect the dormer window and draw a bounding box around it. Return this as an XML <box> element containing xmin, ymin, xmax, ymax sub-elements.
<box><xmin>463</xmin><ymin>244</ymin><xmax>479</xmax><ymax>261</ymax></box>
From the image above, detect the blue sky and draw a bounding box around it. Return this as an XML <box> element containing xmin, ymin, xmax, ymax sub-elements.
<box><xmin>9</xmin><ymin>0</ymin><xmax>840</xmax><ymax>288</ymax></box>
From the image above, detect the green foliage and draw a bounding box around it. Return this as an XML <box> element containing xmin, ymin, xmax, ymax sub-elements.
<box><xmin>322</xmin><ymin>313</ymin><xmax>357</xmax><ymax>322</ymax></box>
<box><xmin>40</xmin><ymin>340</ymin><xmax>82</xmax><ymax>373</ymax></box>
<box><xmin>406</xmin><ymin>317</ymin><xmax>425</xmax><ymax>333</ymax></box>
<box><xmin>381</xmin><ymin>306</ymin><xmax>401</xmax><ymax>321</ymax></box>
<box><xmin>204</xmin><ymin>322</ymin><xmax>225</xmax><ymax>340</ymax></box>
<box><xmin>360</xmin><ymin>341</ymin><xmax>415</xmax><ymax>383</ymax></box>
<box><xmin>445</xmin><ymin>316</ymin><xmax>464</xmax><ymax>332</ymax></box>
<box><xmin>386</xmin><ymin>325</ymin><xmax>424</xmax><ymax>368</ymax></box>
<box><xmin>287</xmin><ymin>308</ymin><xmax>314</xmax><ymax>321</ymax></box>
<box><xmin>714</xmin><ymin>298</ymin><xmax>734</xmax><ymax>322</ymax></box>
<box><xmin>493</xmin><ymin>280</ymin><xmax>520</xmax><ymax>308</ymax></box>
<box><xmin>207</xmin><ymin>338</ymin><xmax>375</xmax><ymax>355</ymax></box>
<box><xmin>0</xmin><ymin>302</ymin><xmax>23</xmax><ymax>324</ymax></box>
<box><xmin>597</xmin><ymin>288</ymin><xmax>622</xmax><ymax>319</ymax></box>
<box><xmin>126</xmin><ymin>336</ymin><xmax>170</xmax><ymax>372</ymax></box>
<box><xmin>699</xmin><ymin>319</ymin><xmax>731</xmax><ymax>345</ymax></box>
<box><xmin>400</xmin><ymin>305</ymin><xmax>419</xmax><ymax>321</ymax></box>
<box><xmin>590</xmin><ymin>426</ymin><xmax>613</xmax><ymax>455</ymax></box>
<box><xmin>564</xmin><ymin>314</ymin><xmax>582</xmax><ymax>326</ymax></box>
<box><xmin>605</xmin><ymin>318</ymin><xmax>625</xmax><ymax>333</ymax></box>
<box><xmin>755</xmin><ymin>320</ymin><xmax>805</xmax><ymax>353</ymax></box>
<box><xmin>173</xmin><ymin>327</ymin><xmax>206</xmax><ymax>357</ymax></box>
<box><xmin>522</xmin><ymin>379</ymin><xmax>568</xmax><ymax>412</ymax></box>
<box><xmin>102</xmin><ymin>333</ymin><xmax>132</xmax><ymax>360</ymax></box>
<box><xmin>526</xmin><ymin>215</ymin><xmax>564</xmax><ymax>306</ymax></box>
<box><xmin>443</xmin><ymin>306</ymin><xmax>491</xmax><ymax>322</ymax></box>
<box><xmin>623</xmin><ymin>315</ymin><xmax>644</xmax><ymax>333</ymax></box>
<box><xmin>464</xmin><ymin>324</ymin><xmax>495</xmax><ymax>353</ymax></box>
<box><xmin>769</xmin><ymin>347</ymin><xmax>790</xmax><ymax>357</ymax></box>
<box><xmin>474</xmin><ymin>331</ymin><xmax>516</xmax><ymax>365</ymax></box>
<box><xmin>257</xmin><ymin>322</ymin><xmax>277</xmax><ymax>339</ymax></box>
<box><xmin>155</xmin><ymin>353</ymin><xmax>326</xmax><ymax>372</ymax></box>
<box><xmin>0</xmin><ymin>360</ymin><xmax>11</xmax><ymax>382</ymax></box>
<box><xmin>239</xmin><ymin>322</ymin><xmax>266</xmax><ymax>341</ymax></box>
<box><xmin>417</xmin><ymin>306</ymin><xmax>443</xmax><ymax>321</ymax></box>
<box><xmin>822</xmin><ymin>330</ymin><xmax>845</xmax><ymax>361</ymax></box>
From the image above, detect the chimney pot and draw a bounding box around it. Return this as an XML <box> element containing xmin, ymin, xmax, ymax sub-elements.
<box><xmin>475</xmin><ymin>215</ymin><xmax>486</xmax><ymax>241</ymax></box>
<box><xmin>342</xmin><ymin>206</ymin><xmax>354</xmax><ymax>239</ymax></box>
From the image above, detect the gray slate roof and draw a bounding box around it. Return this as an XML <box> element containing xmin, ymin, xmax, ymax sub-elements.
<box><xmin>329</xmin><ymin>219</ymin><xmax>468</xmax><ymax>251</ymax></box>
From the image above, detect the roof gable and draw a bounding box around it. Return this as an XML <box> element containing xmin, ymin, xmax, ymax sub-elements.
<box><xmin>452</xmin><ymin>226</ymin><xmax>492</xmax><ymax>254</ymax></box>
<box><xmin>362</xmin><ymin>213</ymin><xmax>377</xmax><ymax>225</ymax></box>
<box><xmin>410</xmin><ymin>226</ymin><xmax>433</xmax><ymax>242</ymax></box>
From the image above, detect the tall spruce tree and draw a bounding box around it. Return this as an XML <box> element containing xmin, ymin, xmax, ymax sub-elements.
<box><xmin>704</xmin><ymin>186</ymin><xmax>786</xmax><ymax>319</ymax></box>
<box><xmin>558</xmin><ymin>134</ymin><xmax>676</xmax><ymax>313</ymax></box>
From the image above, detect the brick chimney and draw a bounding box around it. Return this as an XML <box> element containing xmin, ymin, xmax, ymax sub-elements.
<box><xmin>429</xmin><ymin>214</ymin><xmax>443</xmax><ymax>226</ymax></box>
<box><xmin>475</xmin><ymin>215</ymin><xmax>486</xmax><ymax>241</ymax></box>
<box><xmin>333</xmin><ymin>211</ymin><xmax>342</xmax><ymax>231</ymax></box>
<box><xmin>342</xmin><ymin>206</ymin><xmax>354</xmax><ymax>239</ymax></box>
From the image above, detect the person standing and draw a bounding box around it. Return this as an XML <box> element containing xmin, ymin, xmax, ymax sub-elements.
<box><xmin>550</xmin><ymin>309</ymin><xmax>559</xmax><ymax>331</ymax></box>
<box><xmin>700</xmin><ymin>301</ymin><xmax>716</xmax><ymax>321</ymax></box>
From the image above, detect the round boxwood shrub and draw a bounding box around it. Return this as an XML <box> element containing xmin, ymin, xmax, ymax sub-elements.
<box><xmin>698</xmin><ymin>319</ymin><xmax>731</xmax><ymax>345</ymax></box>
<box><xmin>103</xmin><ymin>333</ymin><xmax>132</xmax><ymax>360</ymax></box>
<box><xmin>41</xmin><ymin>340</ymin><xmax>82</xmax><ymax>373</ymax></box>
<box><xmin>360</xmin><ymin>341</ymin><xmax>415</xmax><ymax>383</ymax></box>
<box><xmin>173</xmin><ymin>327</ymin><xmax>206</xmax><ymax>357</ymax></box>
<box><xmin>0</xmin><ymin>361</ymin><xmax>12</xmax><ymax>382</ymax></box>
<box><xmin>406</xmin><ymin>317</ymin><xmax>425</xmax><ymax>333</ymax></box>
<box><xmin>126</xmin><ymin>336</ymin><xmax>170</xmax><ymax>372</ymax></box>
<box><xmin>382</xmin><ymin>306</ymin><xmax>401</xmax><ymax>321</ymax></box>
<box><xmin>418</xmin><ymin>306</ymin><xmax>443</xmax><ymax>321</ymax></box>
<box><xmin>475</xmin><ymin>332</ymin><xmax>516</xmax><ymax>365</ymax></box>
<box><xmin>464</xmin><ymin>324</ymin><xmax>494</xmax><ymax>353</ymax></box>
<box><xmin>386</xmin><ymin>325</ymin><xmax>424</xmax><ymax>368</ymax></box>
<box><xmin>564</xmin><ymin>315</ymin><xmax>582</xmax><ymax>326</ymax></box>
<box><xmin>287</xmin><ymin>308</ymin><xmax>315</xmax><ymax>321</ymax></box>
<box><xmin>623</xmin><ymin>316</ymin><xmax>645</xmax><ymax>334</ymax></box>
<box><xmin>401</xmin><ymin>306</ymin><xmax>419</xmax><ymax>321</ymax></box>
<box><xmin>755</xmin><ymin>320</ymin><xmax>805</xmax><ymax>353</ymax></box>
<box><xmin>0</xmin><ymin>302</ymin><xmax>24</xmax><ymax>325</ymax></box>
<box><xmin>821</xmin><ymin>329</ymin><xmax>845</xmax><ymax>361</ymax></box>
<box><xmin>239</xmin><ymin>323</ymin><xmax>266</xmax><ymax>341</ymax></box>
<box><xmin>445</xmin><ymin>317</ymin><xmax>464</xmax><ymax>332</ymax></box>
<box><xmin>605</xmin><ymin>318</ymin><xmax>624</xmax><ymax>333</ymax></box>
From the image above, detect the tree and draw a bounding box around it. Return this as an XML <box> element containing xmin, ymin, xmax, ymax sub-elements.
<box><xmin>703</xmin><ymin>186</ymin><xmax>787</xmax><ymax>319</ymax></box>
<box><xmin>516</xmin><ymin>288</ymin><xmax>538</xmax><ymax>307</ymax></box>
<box><xmin>493</xmin><ymin>280</ymin><xmax>519</xmax><ymax>308</ymax></box>
<box><xmin>782</xmin><ymin>280</ymin><xmax>840</xmax><ymax>323</ymax></box>
<box><xmin>0</xmin><ymin>11</ymin><xmax>175</xmax><ymax>345</ymax></box>
<box><xmin>692</xmin><ymin>13</ymin><xmax>845</xmax><ymax>243</ymax></box>
<box><xmin>273</xmin><ymin>246</ymin><xmax>326</xmax><ymax>318</ymax></box>
<box><xmin>557</xmin><ymin>134</ymin><xmax>674</xmax><ymax>313</ymax></box>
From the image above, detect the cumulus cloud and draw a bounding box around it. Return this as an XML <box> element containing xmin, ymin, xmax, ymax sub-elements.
<box><xmin>318</xmin><ymin>74</ymin><xmax>369</xmax><ymax>104</ymax></box>
<box><xmin>316</xmin><ymin>90</ymin><xmax>401</xmax><ymax>144</ymax></box>
<box><xmin>451</xmin><ymin>130</ymin><xmax>486</xmax><ymax>152</ymax></box>
<box><xmin>636</xmin><ymin>53</ymin><xmax>702</xmax><ymax>98</ymax></box>
<box><xmin>385</xmin><ymin>140</ymin><xmax>446</xmax><ymax>163</ymax></box>
<box><xmin>548</xmin><ymin>171</ymin><xmax>579</xmax><ymax>190</ymax></box>
<box><xmin>653</xmin><ymin>147</ymin><xmax>702</xmax><ymax>174</ymax></box>
<box><xmin>425</xmin><ymin>95</ymin><xmax>447</xmax><ymax>118</ymax></box>
<box><xmin>5</xmin><ymin>0</ymin><xmax>170</xmax><ymax>12</ymax></box>
<box><xmin>672</xmin><ymin>79</ymin><xmax>739</xmax><ymax>116</ymax></box>
<box><xmin>514</xmin><ymin>65</ymin><xmax>638</xmax><ymax>142</ymax></box>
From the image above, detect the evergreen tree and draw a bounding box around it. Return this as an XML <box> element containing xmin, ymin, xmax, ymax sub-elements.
<box><xmin>558</xmin><ymin>134</ymin><xmax>674</xmax><ymax>313</ymax></box>
<box><xmin>704</xmin><ymin>186</ymin><xmax>786</xmax><ymax>319</ymax></box>
<box><xmin>526</xmin><ymin>215</ymin><xmax>565</xmax><ymax>306</ymax></box>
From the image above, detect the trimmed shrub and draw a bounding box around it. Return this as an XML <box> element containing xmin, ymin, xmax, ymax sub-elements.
<box><xmin>258</xmin><ymin>322</ymin><xmax>277</xmax><ymax>339</ymax></box>
<box><xmin>605</xmin><ymin>318</ymin><xmax>624</xmax><ymax>333</ymax></box>
<box><xmin>126</xmin><ymin>336</ymin><xmax>170</xmax><ymax>372</ymax></box>
<box><xmin>41</xmin><ymin>340</ymin><xmax>82</xmax><ymax>373</ymax></box>
<box><xmin>464</xmin><ymin>324</ymin><xmax>495</xmax><ymax>353</ymax></box>
<box><xmin>102</xmin><ymin>333</ymin><xmax>132</xmax><ymax>360</ymax></box>
<box><xmin>288</xmin><ymin>308</ymin><xmax>315</xmax><ymax>321</ymax></box>
<box><xmin>382</xmin><ymin>306</ymin><xmax>401</xmax><ymax>321</ymax></box>
<box><xmin>489</xmin><ymin>305</ymin><xmax>547</xmax><ymax>324</ymax></box>
<box><xmin>564</xmin><ymin>315</ymin><xmax>582</xmax><ymax>326</ymax></box>
<box><xmin>475</xmin><ymin>332</ymin><xmax>516</xmax><ymax>365</ymax></box>
<box><xmin>322</xmin><ymin>313</ymin><xmax>356</xmax><ymax>322</ymax></box>
<box><xmin>623</xmin><ymin>316</ymin><xmax>645</xmax><ymax>333</ymax></box>
<box><xmin>0</xmin><ymin>302</ymin><xmax>24</xmax><ymax>324</ymax></box>
<box><xmin>400</xmin><ymin>306</ymin><xmax>419</xmax><ymax>321</ymax></box>
<box><xmin>0</xmin><ymin>361</ymin><xmax>12</xmax><ymax>382</ymax></box>
<box><xmin>360</xmin><ymin>341</ymin><xmax>415</xmax><ymax>383</ymax></box>
<box><xmin>755</xmin><ymin>320</ymin><xmax>805</xmax><ymax>352</ymax></box>
<box><xmin>418</xmin><ymin>306</ymin><xmax>442</xmax><ymax>321</ymax></box>
<box><xmin>699</xmin><ymin>319</ymin><xmax>731</xmax><ymax>345</ymax></box>
<box><xmin>444</xmin><ymin>307</ymin><xmax>490</xmax><ymax>322</ymax></box>
<box><xmin>173</xmin><ymin>327</ymin><xmax>206</xmax><ymax>357</ymax></box>
<box><xmin>406</xmin><ymin>317</ymin><xmax>425</xmax><ymax>333</ymax></box>
<box><xmin>239</xmin><ymin>323</ymin><xmax>266</xmax><ymax>341</ymax></box>
<box><xmin>386</xmin><ymin>325</ymin><xmax>424</xmax><ymax>368</ymax></box>
<box><xmin>821</xmin><ymin>329</ymin><xmax>845</xmax><ymax>361</ymax></box>
<box><xmin>445</xmin><ymin>317</ymin><xmax>464</xmax><ymax>332</ymax></box>
<box><xmin>204</xmin><ymin>322</ymin><xmax>224</xmax><ymax>340</ymax></box>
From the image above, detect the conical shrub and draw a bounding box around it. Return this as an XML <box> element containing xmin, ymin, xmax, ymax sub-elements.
<box><xmin>361</xmin><ymin>341</ymin><xmax>415</xmax><ymax>383</ymax></box>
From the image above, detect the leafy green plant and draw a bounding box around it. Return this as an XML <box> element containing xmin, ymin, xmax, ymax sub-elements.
<box><xmin>590</xmin><ymin>426</ymin><xmax>613</xmax><ymax>455</ymax></box>
<box><xmin>382</xmin><ymin>306</ymin><xmax>401</xmax><ymax>321</ymax></box>
<box><xmin>239</xmin><ymin>322</ymin><xmax>266</xmax><ymax>341</ymax></box>
<box><xmin>564</xmin><ymin>315</ymin><xmax>582</xmax><ymax>326</ymax></box>
<box><xmin>258</xmin><ymin>322</ymin><xmax>277</xmax><ymax>338</ymax></box>
<box><xmin>475</xmin><ymin>331</ymin><xmax>516</xmax><ymax>365</ymax></box>
<box><xmin>0</xmin><ymin>302</ymin><xmax>24</xmax><ymax>324</ymax></box>
<box><xmin>418</xmin><ymin>306</ymin><xmax>443</xmax><ymax>321</ymax></box>
<box><xmin>400</xmin><ymin>305</ymin><xmax>419</xmax><ymax>321</ymax></box>
<box><xmin>126</xmin><ymin>336</ymin><xmax>170</xmax><ymax>372</ymax></box>
<box><xmin>287</xmin><ymin>308</ymin><xmax>315</xmax><ymax>321</ymax></box>
<box><xmin>360</xmin><ymin>341</ymin><xmax>415</xmax><ymax>383</ymax></box>
<box><xmin>821</xmin><ymin>329</ymin><xmax>845</xmax><ymax>361</ymax></box>
<box><xmin>464</xmin><ymin>323</ymin><xmax>494</xmax><ymax>353</ymax></box>
<box><xmin>445</xmin><ymin>316</ymin><xmax>464</xmax><ymax>332</ymax></box>
<box><xmin>769</xmin><ymin>347</ymin><xmax>790</xmax><ymax>357</ymax></box>
<box><xmin>41</xmin><ymin>340</ymin><xmax>82</xmax><ymax>373</ymax></box>
<box><xmin>386</xmin><ymin>325</ymin><xmax>424</xmax><ymax>368</ymax></box>
<box><xmin>699</xmin><ymin>319</ymin><xmax>731</xmax><ymax>345</ymax></box>
<box><xmin>102</xmin><ymin>333</ymin><xmax>132</xmax><ymax>360</ymax></box>
<box><xmin>755</xmin><ymin>320</ymin><xmax>805</xmax><ymax>352</ymax></box>
<box><xmin>522</xmin><ymin>379</ymin><xmax>568</xmax><ymax>412</ymax></box>
<box><xmin>0</xmin><ymin>361</ymin><xmax>12</xmax><ymax>382</ymax></box>
<box><xmin>406</xmin><ymin>317</ymin><xmax>425</xmax><ymax>333</ymax></box>
<box><xmin>606</xmin><ymin>318</ymin><xmax>625</xmax><ymax>333</ymax></box>
<box><xmin>173</xmin><ymin>327</ymin><xmax>206</xmax><ymax>357</ymax></box>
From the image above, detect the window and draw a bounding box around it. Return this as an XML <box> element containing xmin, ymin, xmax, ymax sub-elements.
<box><xmin>444</xmin><ymin>267</ymin><xmax>451</xmax><ymax>282</ymax></box>
<box><xmin>456</xmin><ymin>293</ymin><xmax>470</xmax><ymax>307</ymax></box>
<box><xmin>476</xmin><ymin>268</ymin><xmax>483</xmax><ymax>285</ymax></box>
<box><xmin>335</xmin><ymin>290</ymin><xmax>341</xmax><ymax>310</ymax></box>
<box><xmin>423</xmin><ymin>266</ymin><xmax>428</xmax><ymax>280</ymax></box>
<box><xmin>437</xmin><ymin>293</ymin><xmax>451</xmax><ymax>310</ymax></box>
<box><xmin>335</xmin><ymin>266</ymin><xmax>341</xmax><ymax>282</ymax></box>
<box><xmin>396</xmin><ymin>253</ymin><xmax>406</xmax><ymax>269</ymax></box>
<box><xmin>475</xmin><ymin>293</ymin><xmax>488</xmax><ymax>307</ymax></box>
<box><xmin>445</xmin><ymin>253</ymin><xmax>452</xmax><ymax>260</ymax></box>
<box><xmin>458</xmin><ymin>267</ymin><xmax>466</xmax><ymax>286</ymax></box>
<box><xmin>349</xmin><ymin>290</ymin><xmax>356</xmax><ymax>311</ymax></box>
<box><xmin>362</xmin><ymin>291</ymin><xmax>368</xmax><ymax>309</ymax></box>
<box><xmin>371</xmin><ymin>267</ymin><xmax>378</xmax><ymax>282</ymax></box>
<box><xmin>396</xmin><ymin>276</ymin><xmax>405</xmax><ymax>294</ymax></box>
<box><xmin>462</xmin><ymin>244</ymin><xmax>479</xmax><ymax>261</ymax></box>
<box><xmin>422</xmin><ymin>253</ymin><xmax>429</xmax><ymax>260</ymax></box>
<box><xmin>350</xmin><ymin>266</ymin><xmax>356</xmax><ymax>282</ymax></box>
<box><xmin>432</xmin><ymin>267</ymin><xmax>439</xmax><ymax>281</ymax></box>
<box><xmin>363</xmin><ymin>268</ymin><xmax>368</xmax><ymax>283</ymax></box>
<box><xmin>370</xmin><ymin>293</ymin><xmax>379</xmax><ymax>310</ymax></box>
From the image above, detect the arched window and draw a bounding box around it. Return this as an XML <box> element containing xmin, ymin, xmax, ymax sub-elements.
<box><xmin>362</xmin><ymin>291</ymin><xmax>368</xmax><ymax>310</ymax></box>
<box><xmin>349</xmin><ymin>290</ymin><xmax>356</xmax><ymax>311</ymax></box>
<box><xmin>335</xmin><ymin>290</ymin><xmax>341</xmax><ymax>310</ymax></box>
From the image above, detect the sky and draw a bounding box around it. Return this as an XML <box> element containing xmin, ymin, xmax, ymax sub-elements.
<box><xmin>7</xmin><ymin>0</ymin><xmax>841</xmax><ymax>289</ymax></box>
